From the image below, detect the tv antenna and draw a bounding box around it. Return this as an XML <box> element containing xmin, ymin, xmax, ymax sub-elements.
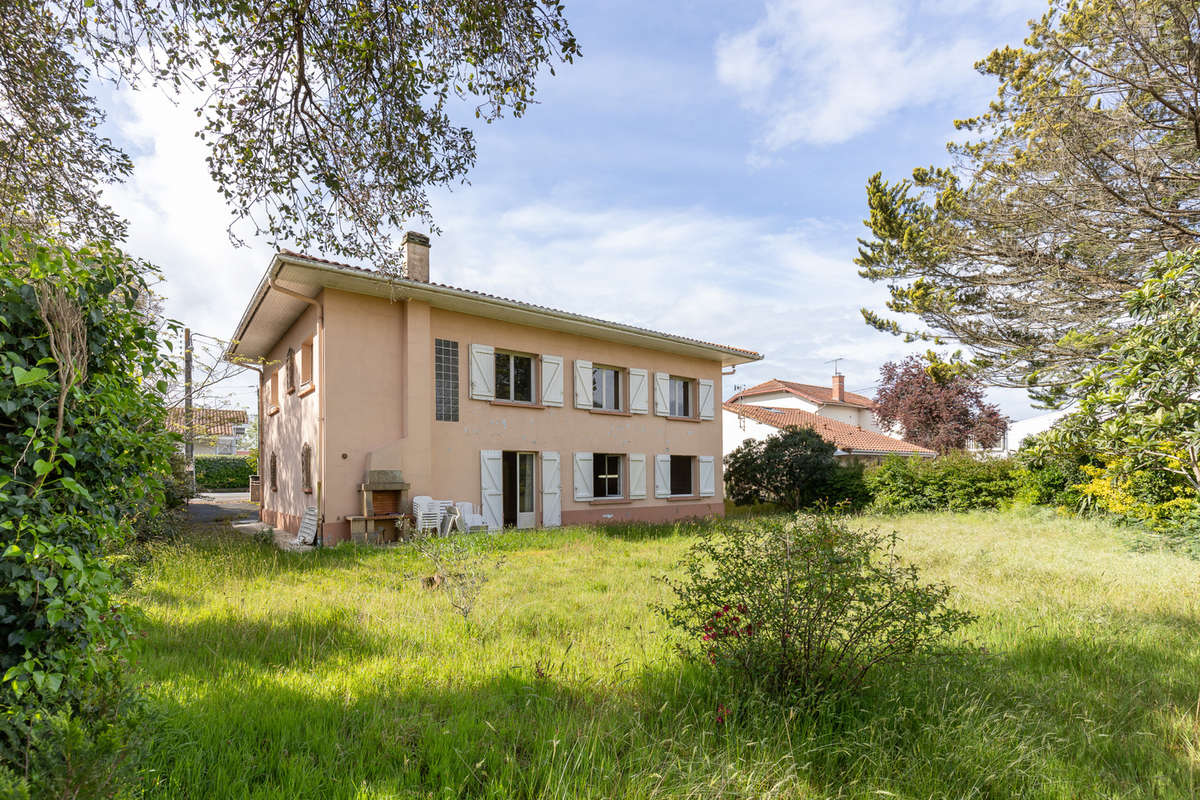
<box><xmin>825</xmin><ymin>357</ymin><xmax>844</xmax><ymax>376</ymax></box>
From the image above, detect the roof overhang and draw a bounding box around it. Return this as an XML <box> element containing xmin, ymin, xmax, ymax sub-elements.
<box><xmin>228</xmin><ymin>253</ymin><xmax>764</xmax><ymax>367</ymax></box>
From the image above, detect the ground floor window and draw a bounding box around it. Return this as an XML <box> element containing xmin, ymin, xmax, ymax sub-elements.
<box><xmin>593</xmin><ymin>453</ymin><xmax>622</xmax><ymax>498</ymax></box>
<box><xmin>670</xmin><ymin>454</ymin><xmax>693</xmax><ymax>496</ymax></box>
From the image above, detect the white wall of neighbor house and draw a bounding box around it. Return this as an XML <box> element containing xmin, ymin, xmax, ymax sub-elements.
<box><xmin>722</xmin><ymin>409</ymin><xmax>788</xmax><ymax>457</ymax></box>
<box><xmin>734</xmin><ymin>390</ymin><xmax>819</xmax><ymax>412</ymax></box>
<box><xmin>732</xmin><ymin>389</ymin><xmax>881</xmax><ymax>432</ymax></box>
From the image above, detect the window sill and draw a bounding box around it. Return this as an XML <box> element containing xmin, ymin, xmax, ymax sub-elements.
<box><xmin>298</xmin><ymin>382</ymin><xmax>316</xmax><ymax>398</ymax></box>
<box><xmin>267</xmin><ymin>405</ymin><xmax>280</xmax><ymax>416</ymax></box>
<box><xmin>589</xmin><ymin>408</ymin><xmax>631</xmax><ymax>417</ymax></box>
<box><xmin>666</xmin><ymin>415</ymin><xmax>701</xmax><ymax>423</ymax></box>
<box><xmin>589</xmin><ymin>497</ymin><xmax>633</xmax><ymax>505</ymax></box>
<box><xmin>489</xmin><ymin>399</ymin><xmax>544</xmax><ymax>409</ymax></box>
<box><xmin>667</xmin><ymin>494</ymin><xmax>701</xmax><ymax>502</ymax></box>
<box><xmin>303</xmin><ymin>489</ymin><xmax>313</xmax><ymax>495</ymax></box>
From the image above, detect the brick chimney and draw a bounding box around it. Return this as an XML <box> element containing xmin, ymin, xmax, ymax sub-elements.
<box><xmin>832</xmin><ymin>373</ymin><xmax>845</xmax><ymax>403</ymax></box>
<box><xmin>402</xmin><ymin>231</ymin><xmax>430</xmax><ymax>282</ymax></box>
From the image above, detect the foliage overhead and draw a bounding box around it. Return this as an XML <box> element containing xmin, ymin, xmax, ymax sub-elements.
<box><xmin>0</xmin><ymin>0</ymin><xmax>579</xmax><ymax>269</ymax></box>
<box><xmin>874</xmin><ymin>355</ymin><xmax>1006</xmax><ymax>454</ymax></box>
<box><xmin>657</xmin><ymin>513</ymin><xmax>976</xmax><ymax>703</ymax></box>
<box><xmin>856</xmin><ymin>0</ymin><xmax>1200</xmax><ymax>404</ymax></box>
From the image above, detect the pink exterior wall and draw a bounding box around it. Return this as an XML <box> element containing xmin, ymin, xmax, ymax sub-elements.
<box><xmin>262</xmin><ymin>288</ymin><xmax>726</xmax><ymax>542</ymax></box>
<box><xmin>259</xmin><ymin>302</ymin><xmax>322</xmax><ymax>532</ymax></box>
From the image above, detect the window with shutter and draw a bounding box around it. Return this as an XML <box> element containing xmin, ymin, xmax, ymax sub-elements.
<box><xmin>628</xmin><ymin>369</ymin><xmax>648</xmax><ymax>414</ymax></box>
<box><xmin>698</xmin><ymin>456</ymin><xmax>715</xmax><ymax>497</ymax></box>
<box><xmin>698</xmin><ymin>379</ymin><xmax>714</xmax><ymax>420</ymax></box>
<box><xmin>573</xmin><ymin>452</ymin><xmax>594</xmax><ymax>500</ymax></box>
<box><xmin>469</xmin><ymin>344</ymin><xmax>495</xmax><ymax>400</ymax></box>
<box><xmin>574</xmin><ymin>360</ymin><xmax>593</xmax><ymax>409</ymax></box>
<box><xmin>541</xmin><ymin>356</ymin><xmax>564</xmax><ymax>407</ymax></box>
<box><xmin>286</xmin><ymin>348</ymin><xmax>296</xmax><ymax>393</ymax></box>
<box><xmin>628</xmin><ymin>453</ymin><xmax>646</xmax><ymax>499</ymax></box>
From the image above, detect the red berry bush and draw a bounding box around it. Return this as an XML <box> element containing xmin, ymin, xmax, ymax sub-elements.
<box><xmin>658</xmin><ymin>513</ymin><xmax>975</xmax><ymax>702</ymax></box>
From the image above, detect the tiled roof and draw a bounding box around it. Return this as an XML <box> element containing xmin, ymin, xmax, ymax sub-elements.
<box><xmin>728</xmin><ymin>378</ymin><xmax>875</xmax><ymax>409</ymax></box>
<box><xmin>724</xmin><ymin>402</ymin><xmax>935</xmax><ymax>456</ymax></box>
<box><xmin>166</xmin><ymin>407</ymin><xmax>249</xmax><ymax>437</ymax></box>
<box><xmin>276</xmin><ymin>250</ymin><xmax>762</xmax><ymax>360</ymax></box>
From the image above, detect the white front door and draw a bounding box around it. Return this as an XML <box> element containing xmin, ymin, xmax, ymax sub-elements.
<box><xmin>516</xmin><ymin>451</ymin><xmax>536</xmax><ymax>529</ymax></box>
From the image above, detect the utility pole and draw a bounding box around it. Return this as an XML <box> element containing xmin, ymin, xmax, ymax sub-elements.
<box><xmin>184</xmin><ymin>327</ymin><xmax>195</xmax><ymax>496</ymax></box>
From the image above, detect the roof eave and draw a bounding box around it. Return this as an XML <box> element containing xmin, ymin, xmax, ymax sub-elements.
<box><xmin>231</xmin><ymin>253</ymin><xmax>764</xmax><ymax>366</ymax></box>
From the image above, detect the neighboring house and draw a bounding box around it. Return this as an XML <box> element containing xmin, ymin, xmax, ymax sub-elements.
<box><xmin>166</xmin><ymin>406</ymin><xmax>250</xmax><ymax>456</ymax></box>
<box><xmin>722</xmin><ymin>375</ymin><xmax>935</xmax><ymax>462</ymax></box>
<box><xmin>227</xmin><ymin>232</ymin><xmax>762</xmax><ymax>543</ymax></box>
<box><xmin>726</xmin><ymin>377</ymin><xmax>881</xmax><ymax>431</ymax></box>
<box><xmin>723</xmin><ymin>402</ymin><xmax>935</xmax><ymax>463</ymax></box>
<box><xmin>976</xmin><ymin>408</ymin><xmax>1072</xmax><ymax>456</ymax></box>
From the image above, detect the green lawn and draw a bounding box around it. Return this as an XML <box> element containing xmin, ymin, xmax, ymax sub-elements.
<box><xmin>128</xmin><ymin>510</ymin><xmax>1200</xmax><ymax>799</ymax></box>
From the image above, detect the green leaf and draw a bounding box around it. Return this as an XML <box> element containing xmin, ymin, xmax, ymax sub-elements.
<box><xmin>13</xmin><ymin>365</ymin><xmax>48</xmax><ymax>386</ymax></box>
<box><xmin>33</xmin><ymin>459</ymin><xmax>53</xmax><ymax>477</ymax></box>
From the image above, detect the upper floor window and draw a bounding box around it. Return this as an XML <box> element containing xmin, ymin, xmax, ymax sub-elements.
<box><xmin>592</xmin><ymin>366</ymin><xmax>621</xmax><ymax>411</ymax></box>
<box><xmin>286</xmin><ymin>347</ymin><xmax>296</xmax><ymax>393</ymax></box>
<box><xmin>495</xmin><ymin>351</ymin><xmax>534</xmax><ymax>404</ymax></box>
<box><xmin>435</xmin><ymin>338</ymin><xmax>460</xmax><ymax>421</ymax></box>
<box><xmin>669</xmin><ymin>376</ymin><xmax>692</xmax><ymax>418</ymax></box>
<box><xmin>300</xmin><ymin>338</ymin><xmax>314</xmax><ymax>387</ymax></box>
<box><xmin>268</xmin><ymin>370</ymin><xmax>280</xmax><ymax>413</ymax></box>
<box><xmin>593</xmin><ymin>453</ymin><xmax>622</xmax><ymax>498</ymax></box>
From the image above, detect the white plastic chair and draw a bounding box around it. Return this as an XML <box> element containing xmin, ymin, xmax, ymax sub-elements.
<box><xmin>455</xmin><ymin>502</ymin><xmax>488</xmax><ymax>532</ymax></box>
<box><xmin>413</xmin><ymin>497</ymin><xmax>441</xmax><ymax>534</ymax></box>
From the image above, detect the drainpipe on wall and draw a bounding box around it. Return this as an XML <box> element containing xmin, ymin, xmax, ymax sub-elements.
<box><xmin>268</xmin><ymin>275</ymin><xmax>326</xmax><ymax>546</ymax></box>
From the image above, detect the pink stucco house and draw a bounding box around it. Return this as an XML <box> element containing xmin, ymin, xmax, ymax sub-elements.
<box><xmin>228</xmin><ymin>233</ymin><xmax>762</xmax><ymax>544</ymax></box>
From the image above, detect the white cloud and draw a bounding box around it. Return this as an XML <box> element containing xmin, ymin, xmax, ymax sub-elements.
<box><xmin>715</xmin><ymin>0</ymin><xmax>1021</xmax><ymax>152</ymax></box>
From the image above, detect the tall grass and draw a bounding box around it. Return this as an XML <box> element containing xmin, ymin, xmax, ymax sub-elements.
<box><xmin>127</xmin><ymin>510</ymin><xmax>1200</xmax><ymax>798</ymax></box>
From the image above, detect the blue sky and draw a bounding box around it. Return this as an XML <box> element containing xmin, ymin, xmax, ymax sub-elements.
<box><xmin>104</xmin><ymin>0</ymin><xmax>1046</xmax><ymax>418</ymax></box>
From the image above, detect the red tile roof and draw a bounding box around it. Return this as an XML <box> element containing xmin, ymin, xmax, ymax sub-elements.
<box><xmin>724</xmin><ymin>402</ymin><xmax>935</xmax><ymax>456</ymax></box>
<box><xmin>728</xmin><ymin>378</ymin><xmax>876</xmax><ymax>409</ymax></box>
<box><xmin>276</xmin><ymin>250</ymin><xmax>763</xmax><ymax>360</ymax></box>
<box><xmin>166</xmin><ymin>407</ymin><xmax>249</xmax><ymax>437</ymax></box>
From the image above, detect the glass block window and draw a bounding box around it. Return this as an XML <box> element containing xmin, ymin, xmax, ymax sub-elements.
<box><xmin>435</xmin><ymin>339</ymin><xmax>459</xmax><ymax>421</ymax></box>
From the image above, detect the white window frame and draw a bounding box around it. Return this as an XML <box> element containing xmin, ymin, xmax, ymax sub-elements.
<box><xmin>592</xmin><ymin>452</ymin><xmax>623</xmax><ymax>499</ymax></box>
<box><xmin>669</xmin><ymin>376</ymin><xmax>693</xmax><ymax>418</ymax></box>
<box><xmin>592</xmin><ymin>365</ymin><xmax>622</xmax><ymax>411</ymax></box>
<box><xmin>494</xmin><ymin>350</ymin><xmax>537</xmax><ymax>404</ymax></box>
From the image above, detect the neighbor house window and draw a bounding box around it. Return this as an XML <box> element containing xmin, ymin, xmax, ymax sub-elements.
<box><xmin>495</xmin><ymin>351</ymin><xmax>534</xmax><ymax>403</ymax></box>
<box><xmin>592</xmin><ymin>366</ymin><xmax>621</xmax><ymax>411</ymax></box>
<box><xmin>270</xmin><ymin>452</ymin><xmax>278</xmax><ymax>492</ymax></box>
<box><xmin>435</xmin><ymin>338</ymin><xmax>460</xmax><ymax>421</ymax></box>
<box><xmin>593</xmin><ymin>453</ymin><xmax>622</xmax><ymax>498</ymax></box>
<box><xmin>301</xmin><ymin>443</ymin><xmax>312</xmax><ymax>493</ymax></box>
<box><xmin>669</xmin><ymin>376</ymin><xmax>692</xmax><ymax>417</ymax></box>
<box><xmin>670</xmin><ymin>455</ymin><xmax>693</xmax><ymax>496</ymax></box>
<box><xmin>286</xmin><ymin>347</ymin><xmax>296</xmax><ymax>393</ymax></box>
<box><xmin>300</xmin><ymin>338</ymin><xmax>314</xmax><ymax>386</ymax></box>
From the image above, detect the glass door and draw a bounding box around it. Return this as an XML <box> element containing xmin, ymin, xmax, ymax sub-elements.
<box><xmin>516</xmin><ymin>452</ymin><xmax>536</xmax><ymax>529</ymax></box>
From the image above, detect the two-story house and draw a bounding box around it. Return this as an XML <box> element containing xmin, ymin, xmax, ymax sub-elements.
<box><xmin>228</xmin><ymin>233</ymin><xmax>762</xmax><ymax>543</ymax></box>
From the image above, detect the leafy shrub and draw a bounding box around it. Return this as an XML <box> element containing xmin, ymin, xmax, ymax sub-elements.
<box><xmin>194</xmin><ymin>455</ymin><xmax>255</xmax><ymax>491</ymax></box>
<box><xmin>0</xmin><ymin>234</ymin><xmax>174</xmax><ymax>792</ymax></box>
<box><xmin>724</xmin><ymin>426</ymin><xmax>868</xmax><ymax>511</ymax></box>
<box><xmin>658</xmin><ymin>513</ymin><xmax>976</xmax><ymax>702</ymax></box>
<box><xmin>865</xmin><ymin>454</ymin><xmax>1018</xmax><ymax>513</ymax></box>
<box><xmin>1012</xmin><ymin>432</ymin><xmax>1097</xmax><ymax>509</ymax></box>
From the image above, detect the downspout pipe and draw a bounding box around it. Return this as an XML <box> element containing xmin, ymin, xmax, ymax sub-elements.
<box><xmin>267</xmin><ymin>277</ymin><xmax>327</xmax><ymax>546</ymax></box>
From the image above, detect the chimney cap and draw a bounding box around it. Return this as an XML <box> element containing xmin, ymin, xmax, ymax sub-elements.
<box><xmin>401</xmin><ymin>231</ymin><xmax>430</xmax><ymax>247</ymax></box>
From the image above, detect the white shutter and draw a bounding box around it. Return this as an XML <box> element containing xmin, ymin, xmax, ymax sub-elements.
<box><xmin>541</xmin><ymin>355</ymin><xmax>564</xmax><ymax>407</ymax></box>
<box><xmin>573</xmin><ymin>359</ymin><xmax>593</xmax><ymax>409</ymax></box>
<box><xmin>629</xmin><ymin>368</ymin><xmax>648</xmax><ymax>414</ymax></box>
<box><xmin>628</xmin><ymin>453</ymin><xmax>646</xmax><ymax>499</ymax></box>
<box><xmin>542</xmin><ymin>451</ymin><xmax>561</xmax><ymax>527</ymax></box>
<box><xmin>699</xmin><ymin>379</ymin><xmax>715</xmax><ymax>420</ymax></box>
<box><xmin>480</xmin><ymin>450</ymin><xmax>503</xmax><ymax>530</ymax></box>
<box><xmin>654</xmin><ymin>372</ymin><xmax>670</xmax><ymax>416</ymax></box>
<box><xmin>470</xmin><ymin>344</ymin><xmax>495</xmax><ymax>401</ymax></box>
<box><xmin>654</xmin><ymin>454</ymin><xmax>671</xmax><ymax>498</ymax></box>
<box><xmin>573</xmin><ymin>452</ymin><xmax>593</xmax><ymax>501</ymax></box>
<box><xmin>699</xmin><ymin>456</ymin><xmax>715</xmax><ymax>497</ymax></box>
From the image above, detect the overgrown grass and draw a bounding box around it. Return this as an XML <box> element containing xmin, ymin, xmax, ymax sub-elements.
<box><xmin>126</xmin><ymin>509</ymin><xmax>1200</xmax><ymax>799</ymax></box>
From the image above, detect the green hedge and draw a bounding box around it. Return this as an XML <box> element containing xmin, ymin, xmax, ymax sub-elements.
<box><xmin>194</xmin><ymin>455</ymin><xmax>255</xmax><ymax>491</ymax></box>
<box><xmin>865</xmin><ymin>453</ymin><xmax>1019</xmax><ymax>513</ymax></box>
